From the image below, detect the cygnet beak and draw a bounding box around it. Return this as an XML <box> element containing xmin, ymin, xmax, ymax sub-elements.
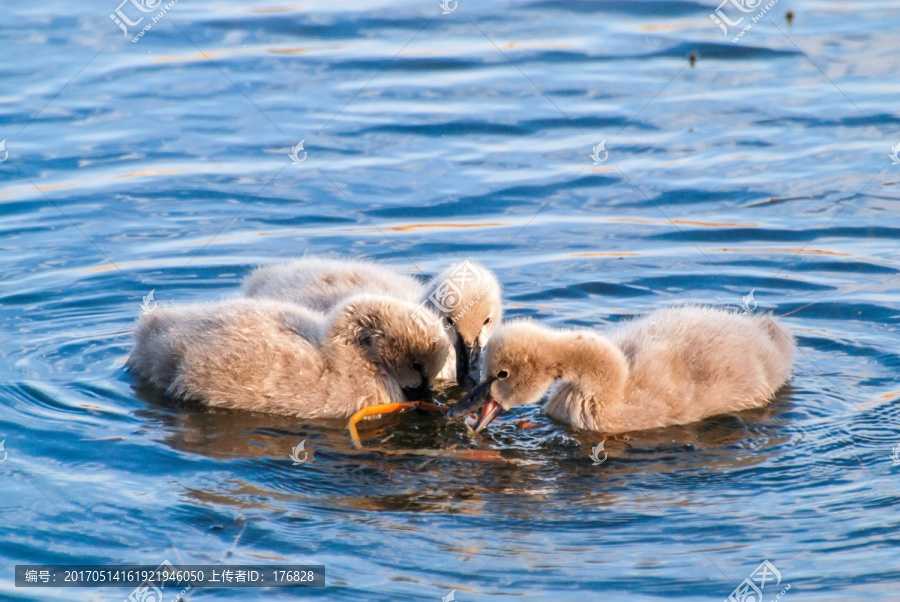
<box><xmin>402</xmin><ymin>369</ymin><xmax>432</xmax><ymax>402</ymax></box>
<box><xmin>455</xmin><ymin>338</ymin><xmax>481</xmax><ymax>389</ymax></box>
<box><xmin>447</xmin><ymin>377</ymin><xmax>502</xmax><ymax>433</ymax></box>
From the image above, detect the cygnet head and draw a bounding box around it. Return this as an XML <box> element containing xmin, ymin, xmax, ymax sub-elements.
<box><xmin>330</xmin><ymin>295</ymin><xmax>450</xmax><ymax>401</ymax></box>
<box><xmin>447</xmin><ymin>320</ymin><xmax>559</xmax><ymax>431</ymax></box>
<box><xmin>423</xmin><ymin>260</ymin><xmax>502</xmax><ymax>387</ymax></box>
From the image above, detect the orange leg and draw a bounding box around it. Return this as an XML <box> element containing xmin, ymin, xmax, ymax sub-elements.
<box><xmin>415</xmin><ymin>401</ymin><xmax>448</xmax><ymax>414</ymax></box>
<box><xmin>347</xmin><ymin>402</ymin><xmax>419</xmax><ymax>449</ymax></box>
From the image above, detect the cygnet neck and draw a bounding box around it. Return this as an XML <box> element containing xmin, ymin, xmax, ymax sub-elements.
<box><xmin>543</xmin><ymin>330</ymin><xmax>629</xmax><ymax>431</ymax></box>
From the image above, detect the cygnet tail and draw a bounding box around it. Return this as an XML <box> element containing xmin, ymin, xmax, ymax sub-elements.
<box><xmin>757</xmin><ymin>313</ymin><xmax>795</xmax><ymax>392</ymax></box>
<box><xmin>127</xmin><ymin>309</ymin><xmax>183</xmax><ymax>389</ymax></box>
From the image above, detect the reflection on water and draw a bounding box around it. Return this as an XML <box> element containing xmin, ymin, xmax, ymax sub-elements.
<box><xmin>137</xmin><ymin>380</ymin><xmax>797</xmax><ymax>516</ymax></box>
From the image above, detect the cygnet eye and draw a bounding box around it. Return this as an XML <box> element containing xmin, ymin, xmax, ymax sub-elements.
<box><xmin>497</xmin><ymin>370</ymin><xmax>509</xmax><ymax>379</ymax></box>
<box><xmin>483</xmin><ymin>316</ymin><xmax>491</xmax><ymax>325</ymax></box>
<box><xmin>444</xmin><ymin>317</ymin><xmax>453</xmax><ymax>326</ymax></box>
<box><xmin>410</xmin><ymin>360</ymin><xmax>424</xmax><ymax>372</ymax></box>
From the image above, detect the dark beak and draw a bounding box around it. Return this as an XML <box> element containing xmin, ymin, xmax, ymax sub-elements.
<box><xmin>402</xmin><ymin>369</ymin><xmax>432</xmax><ymax>402</ymax></box>
<box><xmin>447</xmin><ymin>377</ymin><xmax>503</xmax><ymax>433</ymax></box>
<box><xmin>455</xmin><ymin>338</ymin><xmax>481</xmax><ymax>389</ymax></box>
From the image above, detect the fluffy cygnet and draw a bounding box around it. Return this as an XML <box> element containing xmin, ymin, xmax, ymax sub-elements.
<box><xmin>449</xmin><ymin>306</ymin><xmax>794</xmax><ymax>434</ymax></box>
<box><xmin>242</xmin><ymin>256</ymin><xmax>502</xmax><ymax>386</ymax></box>
<box><xmin>127</xmin><ymin>295</ymin><xmax>449</xmax><ymax>418</ymax></box>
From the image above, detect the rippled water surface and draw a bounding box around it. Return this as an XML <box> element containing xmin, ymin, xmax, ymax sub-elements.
<box><xmin>3</xmin><ymin>0</ymin><xmax>900</xmax><ymax>600</ymax></box>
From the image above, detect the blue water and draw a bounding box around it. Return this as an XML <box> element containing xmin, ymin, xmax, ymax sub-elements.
<box><xmin>2</xmin><ymin>0</ymin><xmax>900</xmax><ymax>600</ymax></box>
